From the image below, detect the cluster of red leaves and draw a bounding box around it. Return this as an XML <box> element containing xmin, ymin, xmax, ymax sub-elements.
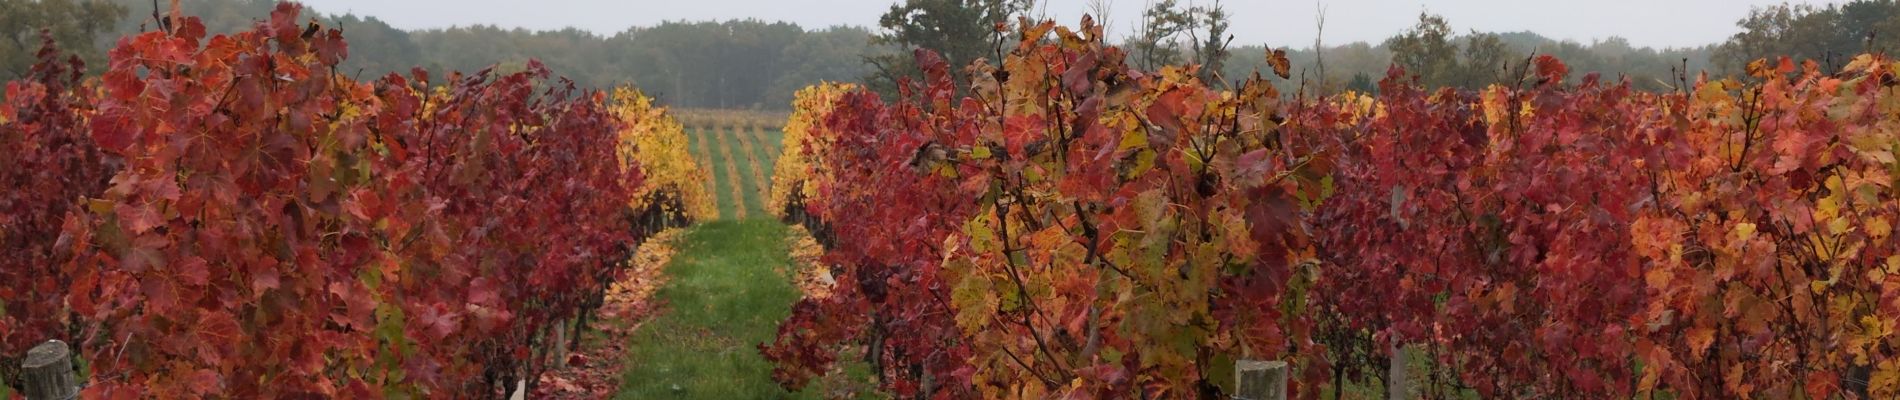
<box><xmin>357</xmin><ymin>58</ymin><xmax>636</xmax><ymax>398</ymax></box>
<box><xmin>1315</xmin><ymin>56</ymin><xmax>1900</xmax><ymax>398</ymax></box>
<box><xmin>0</xmin><ymin>3</ymin><xmax>657</xmax><ymax>398</ymax></box>
<box><xmin>767</xmin><ymin>17</ymin><xmax>1900</xmax><ymax>400</ymax></box>
<box><xmin>0</xmin><ymin>32</ymin><xmax>119</xmax><ymax>388</ymax></box>
<box><xmin>1314</xmin><ymin>62</ymin><xmax>1655</xmax><ymax>396</ymax></box>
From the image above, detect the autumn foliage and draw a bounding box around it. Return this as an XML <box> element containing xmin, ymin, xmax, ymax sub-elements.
<box><xmin>765</xmin><ymin>17</ymin><xmax>1900</xmax><ymax>399</ymax></box>
<box><xmin>0</xmin><ymin>3</ymin><xmax>693</xmax><ymax>398</ymax></box>
<box><xmin>0</xmin><ymin>32</ymin><xmax>118</xmax><ymax>390</ymax></box>
<box><xmin>614</xmin><ymin>87</ymin><xmax>718</xmax><ymax>232</ymax></box>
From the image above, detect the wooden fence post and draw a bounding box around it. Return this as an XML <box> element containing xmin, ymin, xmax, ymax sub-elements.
<box><xmin>551</xmin><ymin>323</ymin><xmax>570</xmax><ymax>370</ymax></box>
<box><xmin>21</xmin><ymin>340</ymin><xmax>76</xmax><ymax>400</ymax></box>
<box><xmin>1234</xmin><ymin>359</ymin><xmax>1287</xmax><ymax>400</ymax></box>
<box><xmin>1388</xmin><ymin>344</ymin><xmax>1410</xmax><ymax>399</ymax></box>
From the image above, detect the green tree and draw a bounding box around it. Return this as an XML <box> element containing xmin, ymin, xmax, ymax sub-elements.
<box><xmin>1386</xmin><ymin>12</ymin><xmax>1458</xmax><ymax>85</ymax></box>
<box><xmin>864</xmin><ymin>0</ymin><xmax>1026</xmax><ymax>98</ymax></box>
<box><xmin>1</xmin><ymin>0</ymin><xmax>126</xmax><ymax>77</ymax></box>
<box><xmin>1345</xmin><ymin>72</ymin><xmax>1375</xmax><ymax>94</ymax></box>
<box><xmin>768</xmin><ymin>26</ymin><xmax>876</xmax><ymax>107</ymax></box>
<box><xmin>1714</xmin><ymin>0</ymin><xmax>1900</xmax><ymax>73</ymax></box>
<box><xmin>328</xmin><ymin>14</ymin><xmax>420</xmax><ymax>80</ymax></box>
<box><xmin>1385</xmin><ymin>11</ymin><xmax>1514</xmax><ymax>89</ymax></box>
<box><xmin>1129</xmin><ymin>0</ymin><xmax>1192</xmax><ymax>70</ymax></box>
<box><xmin>1192</xmin><ymin>0</ymin><xmax>1232</xmax><ymax>85</ymax></box>
<box><xmin>1457</xmin><ymin>31</ymin><xmax>1510</xmax><ymax>86</ymax></box>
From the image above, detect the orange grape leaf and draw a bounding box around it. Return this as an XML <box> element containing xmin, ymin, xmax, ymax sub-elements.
<box><xmin>1805</xmin><ymin>371</ymin><xmax>1837</xmax><ymax>400</ymax></box>
<box><xmin>1266</xmin><ymin>49</ymin><xmax>1290</xmax><ymax>79</ymax></box>
<box><xmin>1746</xmin><ymin>58</ymin><xmax>1771</xmax><ymax>77</ymax></box>
<box><xmin>1687</xmin><ymin>326</ymin><xmax>1715</xmax><ymax>358</ymax></box>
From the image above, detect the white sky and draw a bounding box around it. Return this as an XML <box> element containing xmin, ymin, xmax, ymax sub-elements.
<box><xmin>293</xmin><ymin>0</ymin><xmax>1843</xmax><ymax>49</ymax></box>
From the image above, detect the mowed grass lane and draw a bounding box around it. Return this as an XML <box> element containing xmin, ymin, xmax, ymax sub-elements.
<box><xmin>737</xmin><ymin>127</ymin><xmax>775</xmax><ymax>211</ymax></box>
<box><xmin>722</xmin><ymin>125</ymin><xmax>764</xmax><ymax>217</ymax></box>
<box><xmin>695</xmin><ymin>126</ymin><xmax>740</xmax><ymax>220</ymax></box>
<box><xmin>613</xmin><ymin>220</ymin><xmax>813</xmax><ymax>399</ymax></box>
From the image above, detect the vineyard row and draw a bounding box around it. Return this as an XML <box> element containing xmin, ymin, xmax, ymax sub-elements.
<box><xmin>0</xmin><ymin>4</ymin><xmax>713</xmax><ymax>398</ymax></box>
<box><xmin>764</xmin><ymin>19</ymin><xmax>1900</xmax><ymax>399</ymax></box>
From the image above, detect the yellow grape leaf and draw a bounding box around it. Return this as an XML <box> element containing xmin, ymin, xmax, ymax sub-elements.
<box><xmin>1480</xmin><ymin>85</ymin><xmax>1509</xmax><ymax>127</ymax></box>
<box><xmin>1734</xmin><ymin>222</ymin><xmax>1758</xmax><ymax>242</ymax></box>
<box><xmin>1117</xmin><ymin>121</ymin><xmax>1148</xmax><ymax>151</ymax></box>
<box><xmin>1844</xmin><ymin>54</ymin><xmax>1878</xmax><ymax>73</ymax></box>
<box><xmin>1873</xmin><ymin>358</ymin><xmax>1900</xmax><ymax>397</ymax></box>
<box><xmin>1863</xmin><ymin>315</ymin><xmax>1893</xmax><ymax>340</ymax></box>
<box><xmin>1869</xmin><ymin>216</ymin><xmax>1892</xmax><ymax>240</ymax></box>
<box><xmin>1812</xmin><ymin>264</ymin><xmax>1846</xmax><ymax>294</ymax></box>
<box><xmin>1821</xmin><ymin>174</ymin><xmax>1846</xmax><ymax>211</ymax></box>
<box><xmin>1746</xmin><ymin>58</ymin><xmax>1771</xmax><ymax>77</ymax></box>
<box><xmin>950</xmin><ymin>272</ymin><xmax>997</xmax><ymax>333</ymax></box>
<box><xmin>1868</xmin><ymin>257</ymin><xmax>1894</xmax><ymax>284</ymax></box>
<box><xmin>1828</xmin><ymin>216</ymin><xmax>1852</xmax><ymax>236</ymax></box>
<box><xmin>998</xmin><ymin>280</ymin><xmax>1024</xmax><ymax>312</ymax></box>
<box><xmin>1124</xmin><ymin>150</ymin><xmax>1157</xmax><ymax>179</ymax></box>
<box><xmin>1695</xmin><ymin>80</ymin><xmax>1730</xmax><ymax>105</ymax></box>
<box><xmin>1811</xmin><ymin>233</ymin><xmax>1840</xmax><ymax>263</ymax></box>
<box><xmin>88</xmin><ymin>198</ymin><xmax>114</xmax><ymax>215</ymax></box>
<box><xmin>967</xmin><ymin>213</ymin><xmax>999</xmax><ymax>253</ymax></box>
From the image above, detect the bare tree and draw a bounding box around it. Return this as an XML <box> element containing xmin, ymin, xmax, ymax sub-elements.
<box><xmin>1088</xmin><ymin>0</ymin><xmax>1114</xmax><ymax>34</ymax></box>
<box><xmin>1313</xmin><ymin>0</ymin><xmax>1328</xmax><ymax>94</ymax></box>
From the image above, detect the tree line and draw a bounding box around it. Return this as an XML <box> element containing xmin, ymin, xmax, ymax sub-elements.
<box><xmin>3</xmin><ymin>0</ymin><xmax>1898</xmax><ymax>109</ymax></box>
<box><xmin>5</xmin><ymin>0</ymin><xmax>877</xmax><ymax>110</ymax></box>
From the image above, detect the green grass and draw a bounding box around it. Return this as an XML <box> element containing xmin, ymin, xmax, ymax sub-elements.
<box><xmin>1309</xmin><ymin>346</ymin><xmax>1487</xmax><ymax>400</ymax></box>
<box><xmin>699</xmin><ymin>126</ymin><xmax>740</xmax><ymax>220</ymax></box>
<box><xmin>687</xmin><ymin>123</ymin><xmax>785</xmax><ymax>220</ymax></box>
<box><xmin>684</xmin><ymin>125</ymin><xmax>724</xmax><ymax>220</ymax></box>
<box><xmin>754</xmin><ymin>128</ymin><xmax>784</xmax><ymax>194</ymax></box>
<box><xmin>614</xmin><ymin>220</ymin><xmax>817</xmax><ymax>399</ymax></box>
<box><xmin>728</xmin><ymin>127</ymin><xmax>765</xmax><ymax>216</ymax></box>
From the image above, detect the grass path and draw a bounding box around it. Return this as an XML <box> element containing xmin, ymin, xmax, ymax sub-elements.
<box><xmin>713</xmin><ymin>126</ymin><xmax>750</xmax><ymax>220</ymax></box>
<box><xmin>727</xmin><ymin>124</ymin><xmax>766</xmax><ymax>216</ymax></box>
<box><xmin>610</xmin><ymin>117</ymin><xmax>875</xmax><ymax>398</ymax></box>
<box><xmin>735</xmin><ymin>124</ymin><xmax>770</xmax><ymax>206</ymax></box>
<box><xmin>688</xmin><ymin>126</ymin><xmax>727</xmax><ymax>220</ymax></box>
<box><xmin>753</xmin><ymin>127</ymin><xmax>783</xmax><ymax>180</ymax></box>
<box><xmin>613</xmin><ymin>220</ymin><xmax>815</xmax><ymax>399</ymax></box>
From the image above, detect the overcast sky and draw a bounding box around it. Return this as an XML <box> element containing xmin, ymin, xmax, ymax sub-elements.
<box><xmin>295</xmin><ymin>0</ymin><xmax>1841</xmax><ymax>49</ymax></box>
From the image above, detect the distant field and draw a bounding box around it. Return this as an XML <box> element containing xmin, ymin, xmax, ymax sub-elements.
<box><xmin>683</xmin><ymin>120</ymin><xmax>783</xmax><ymax>220</ymax></box>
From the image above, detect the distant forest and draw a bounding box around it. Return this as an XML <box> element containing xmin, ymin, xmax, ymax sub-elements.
<box><xmin>85</xmin><ymin>0</ymin><xmax>879</xmax><ymax>110</ymax></box>
<box><xmin>4</xmin><ymin>0</ymin><xmax>1897</xmax><ymax>109</ymax></box>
